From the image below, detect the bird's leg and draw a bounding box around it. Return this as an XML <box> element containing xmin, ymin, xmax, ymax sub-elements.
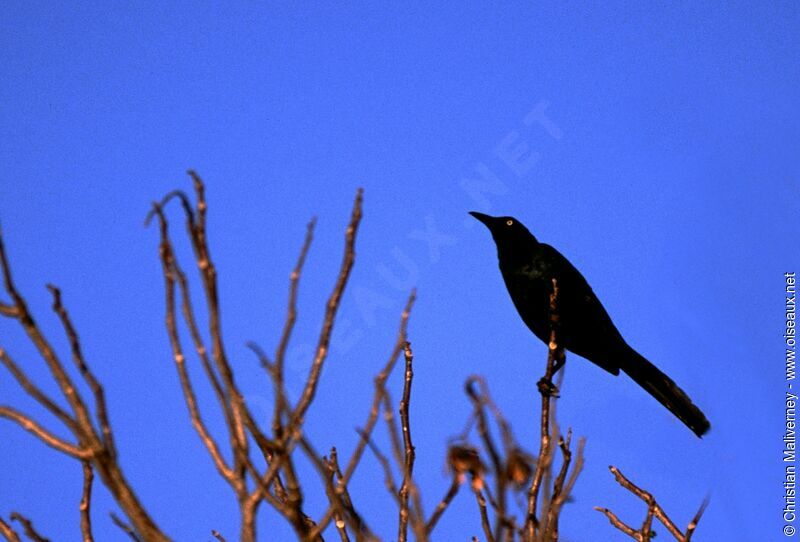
<box><xmin>537</xmin><ymin>350</ymin><xmax>565</xmax><ymax>397</ymax></box>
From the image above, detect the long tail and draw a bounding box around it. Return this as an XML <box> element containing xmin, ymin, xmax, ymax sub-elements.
<box><xmin>620</xmin><ymin>348</ymin><xmax>710</xmax><ymax>437</ymax></box>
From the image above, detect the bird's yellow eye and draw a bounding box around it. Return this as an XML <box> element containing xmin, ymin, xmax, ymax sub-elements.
<box><xmin>506</xmin><ymin>219</ymin><xmax>513</xmax><ymax>226</ymax></box>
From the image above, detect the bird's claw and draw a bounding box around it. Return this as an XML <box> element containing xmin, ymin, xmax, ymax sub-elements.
<box><xmin>537</xmin><ymin>377</ymin><xmax>560</xmax><ymax>397</ymax></box>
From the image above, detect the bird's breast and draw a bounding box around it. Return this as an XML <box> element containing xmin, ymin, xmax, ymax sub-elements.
<box><xmin>501</xmin><ymin>265</ymin><xmax>553</xmax><ymax>343</ymax></box>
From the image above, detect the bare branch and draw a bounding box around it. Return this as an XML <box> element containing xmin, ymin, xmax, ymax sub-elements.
<box><xmin>0</xmin><ymin>225</ymin><xmax>168</xmax><ymax>540</ymax></box>
<box><xmin>9</xmin><ymin>513</ymin><xmax>48</xmax><ymax>542</ymax></box>
<box><xmin>273</xmin><ymin>217</ymin><xmax>316</xmax><ymax>436</ymax></box>
<box><xmin>0</xmin><ymin>228</ymin><xmax>95</xmax><ymax>441</ymax></box>
<box><xmin>0</xmin><ymin>303</ymin><xmax>18</xmax><ymax>317</ymax></box>
<box><xmin>47</xmin><ymin>285</ymin><xmax>115</xmax><ymax>459</ymax></box>
<box><xmin>0</xmin><ymin>517</ymin><xmax>20</xmax><ymax>542</ymax></box>
<box><xmin>259</xmin><ymin>188</ymin><xmax>364</xmax><ymax>498</ymax></box>
<box><xmin>288</xmin><ymin>188</ymin><xmax>363</xmax><ymax>432</ymax></box>
<box><xmin>0</xmin><ymin>348</ymin><xmax>77</xmax><ymax>433</ymax></box>
<box><xmin>398</xmin><ymin>342</ymin><xmax>424</xmax><ymax>542</ymax></box>
<box><xmin>541</xmin><ymin>429</ymin><xmax>585</xmax><ymax>540</ymax></box>
<box><xmin>473</xmin><ymin>487</ymin><xmax>495</xmax><ymax>542</ymax></box>
<box><xmin>149</xmin><ymin>203</ymin><xmax>235</xmax><ymax>485</ymax></box>
<box><xmin>686</xmin><ymin>497</ymin><xmax>709</xmax><ymax>540</ymax></box>
<box><xmin>301</xmin><ymin>439</ymin><xmax>375</xmax><ymax>541</ymax></box>
<box><xmin>0</xmin><ymin>406</ymin><xmax>89</xmax><ymax>459</ymax></box>
<box><xmin>357</xmin><ymin>428</ymin><xmax>401</xmax><ymax>504</ymax></box>
<box><xmin>109</xmin><ymin>513</ymin><xmax>141</xmax><ymax>542</ymax></box>
<box><xmin>594</xmin><ymin>507</ymin><xmax>639</xmax><ymax>538</ymax></box>
<box><xmin>599</xmin><ymin>466</ymin><xmax>709</xmax><ymax>541</ymax></box>
<box><xmin>344</xmin><ymin>290</ymin><xmax>416</xmax><ymax>483</ymax></box>
<box><xmin>425</xmin><ymin>476</ymin><xmax>460</xmax><ymax>534</ymax></box>
<box><xmin>80</xmin><ymin>462</ymin><xmax>94</xmax><ymax>542</ymax></box>
<box><xmin>465</xmin><ymin>377</ymin><xmax>506</xmax><ymax>541</ymax></box>
<box><xmin>524</xmin><ymin>278</ymin><xmax>564</xmax><ymax>539</ymax></box>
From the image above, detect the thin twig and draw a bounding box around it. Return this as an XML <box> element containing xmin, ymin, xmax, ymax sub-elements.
<box><xmin>465</xmin><ymin>377</ymin><xmax>506</xmax><ymax>541</ymax></box>
<box><xmin>397</xmin><ymin>342</ymin><xmax>416</xmax><ymax>542</ymax></box>
<box><xmin>0</xmin><ymin>228</ymin><xmax>95</xmax><ymax>446</ymax></box>
<box><xmin>150</xmin><ymin>204</ymin><xmax>235</xmax><ymax>485</ymax></box>
<box><xmin>599</xmin><ymin>466</ymin><xmax>709</xmax><ymax>541</ymax></box>
<box><xmin>80</xmin><ymin>462</ymin><xmax>94</xmax><ymax>542</ymax></box>
<box><xmin>272</xmin><ymin>217</ymin><xmax>316</xmax><ymax>437</ymax></box>
<box><xmin>525</xmin><ymin>278</ymin><xmax>564</xmax><ymax>540</ymax></box>
<box><xmin>343</xmin><ymin>291</ymin><xmax>416</xmax><ymax>484</ymax></box>
<box><xmin>0</xmin><ymin>406</ymin><xmax>89</xmax><ymax>459</ymax></box>
<box><xmin>0</xmin><ymin>348</ymin><xmax>77</xmax><ymax>433</ymax></box>
<box><xmin>300</xmin><ymin>439</ymin><xmax>374</xmax><ymax>541</ymax></box>
<box><xmin>288</xmin><ymin>189</ymin><xmax>363</xmax><ymax>431</ymax></box>
<box><xmin>473</xmin><ymin>487</ymin><xmax>496</xmax><ymax>542</ymax></box>
<box><xmin>109</xmin><ymin>513</ymin><xmax>141</xmax><ymax>542</ymax></box>
<box><xmin>425</xmin><ymin>476</ymin><xmax>460</xmax><ymax>534</ymax></box>
<box><xmin>357</xmin><ymin>428</ymin><xmax>401</xmax><ymax>505</ymax></box>
<box><xmin>47</xmin><ymin>285</ymin><xmax>116</xmax><ymax>459</ymax></box>
<box><xmin>0</xmin><ymin>517</ymin><xmax>21</xmax><ymax>542</ymax></box>
<box><xmin>260</xmin><ymin>188</ymin><xmax>363</xmax><ymax>497</ymax></box>
<box><xmin>397</xmin><ymin>342</ymin><xmax>427</xmax><ymax>542</ymax></box>
<box><xmin>685</xmin><ymin>497</ymin><xmax>709</xmax><ymax>540</ymax></box>
<box><xmin>9</xmin><ymin>513</ymin><xmax>48</xmax><ymax>542</ymax></box>
<box><xmin>594</xmin><ymin>507</ymin><xmax>639</xmax><ymax>538</ymax></box>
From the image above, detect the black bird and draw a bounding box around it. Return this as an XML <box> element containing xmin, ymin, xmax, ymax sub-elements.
<box><xmin>470</xmin><ymin>212</ymin><xmax>710</xmax><ymax>437</ymax></box>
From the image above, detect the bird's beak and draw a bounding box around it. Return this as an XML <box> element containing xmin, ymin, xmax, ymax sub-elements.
<box><xmin>469</xmin><ymin>211</ymin><xmax>494</xmax><ymax>228</ymax></box>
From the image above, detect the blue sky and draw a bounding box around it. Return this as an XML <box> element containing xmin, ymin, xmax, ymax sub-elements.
<box><xmin>0</xmin><ymin>2</ymin><xmax>797</xmax><ymax>540</ymax></box>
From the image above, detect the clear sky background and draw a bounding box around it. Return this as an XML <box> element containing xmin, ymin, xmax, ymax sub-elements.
<box><xmin>0</xmin><ymin>3</ymin><xmax>797</xmax><ymax>541</ymax></box>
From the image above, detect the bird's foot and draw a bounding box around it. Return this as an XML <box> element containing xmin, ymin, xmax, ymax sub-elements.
<box><xmin>537</xmin><ymin>377</ymin><xmax>560</xmax><ymax>397</ymax></box>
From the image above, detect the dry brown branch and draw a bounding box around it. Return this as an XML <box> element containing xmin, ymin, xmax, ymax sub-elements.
<box><xmin>465</xmin><ymin>376</ymin><xmax>510</xmax><ymax>541</ymax></box>
<box><xmin>1</xmin><ymin>174</ymin><xmax>708</xmax><ymax>542</ymax></box>
<box><xmin>382</xmin><ymin>389</ymin><xmax>405</xmax><ymax>476</ymax></box>
<box><xmin>150</xmin><ymin>176</ymin><xmax>306</xmax><ymax>541</ymax></box>
<box><xmin>397</xmin><ymin>341</ymin><xmax>422</xmax><ymax>542</ymax></box>
<box><xmin>47</xmin><ymin>285</ymin><xmax>115</xmax><ymax>460</ymax></box>
<box><xmin>299</xmin><ymin>438</ymin><xmax>378</xmax><ymax>541</ymax></box>
<box><xmin>425</xmin><ymin>476</ymin><xmax>460</xmax><ymax>534</ymax></box>
<box><xmin>524</xmin><ymin>278</ymin><xmax>564</xmax><ymax>540</ymax></box>
<box><xmin>0</xmin><ymin>517</ymin><xmax>20</xmax><ymax>542</ymax></box>
<box><xmin>0</xmin><ymin>406</ymin><xmax>88</xmax><ymax>459</ymax></box>
<box><xmin>596</xmin><ymin>466</ymin><xmax>708</xmax><ymax>541</ymax></box>
<box><xmin>150</xmin><ymin>203</ymin><xmax>236</xmax><ymax>484</ymax></box>
<box><xmin>0</xmin><ymin>348</ymin><xmax>77</xmax><ymax>433</ymax></box>
<box><xmin>258</xmin><ymin>188</ymin><xmax>364</xmax><ymax>499</ymax></box>
<box><xmin>357</xmin><ymin>428</ymin><xmax>401</xmax><ymax>504</ymax></box>
<box><xmin>211</xmin><ymin>529</ymin><xmax>227</xmax><ymax>541</ymax></box>
<box><xmin>109</xmin><ymin>513</ymin><xmax>141</xmax><ymax>542</ymax></box>
<box><xmin>8</xmin><ymin>513</ymin><xmax>48</xmax><ymax>542</ymax></box>
<box><xmin>343</xmin><ymin>291</ymin><xmax>416</xmax><ymax>484</ymax></box>
<box><xmin>80</xmin><ymin>462</ymin><xmax>94</xmax><ymax>542</ymax></box>
<box><xmin>0</xmin><ymin>228</ymin><xmax>94</xmax><ymax>437</ymax></box>
<box><xmin>0</xmin><ymin>224</ymin><xmax>168</xmax><ymax>541</ymax></box>
<box><xmin>540</xmin><ymin>430</ymin><xmax>585</xmax><ymax>541</ymax></box>
<box><xmin>288</xmin><ymin>189</ymin><xmax>363</xmax><ymax>431</ymax></box>
<box><xmin>474</xmin><ymin>487</ymin><xmax>496</xmax><ymax>542</ymax></box>
<box><xmin>594</xmin><ymin>507</ymin><xmax>639</xmax><ymax>538</ymax></box>
<box><xmin>272</xmin><ymin>217</ymin><xmax>316</xmax><ymax>436</ymax></box>
<box><xmin>686</xmin><ymin>498</ymin><xmax>709</xmax><ymax>539</ymax></box>
<box><xmin>322</xmin><ymin>449</ymin><xmax>355</xmax><ymax>542</ymax></box>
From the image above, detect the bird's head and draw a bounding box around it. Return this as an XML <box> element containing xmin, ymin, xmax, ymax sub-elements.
<box><xmin>469</xmin><ymin>212</ymin><xmax>538</xmax><ymax>253</ymax></box>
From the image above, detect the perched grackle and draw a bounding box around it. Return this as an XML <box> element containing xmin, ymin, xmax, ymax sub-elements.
<box><xmin>470</xmin><ymin>212</ymin><xmax>710</xmax><ymax>437</ymax></box>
